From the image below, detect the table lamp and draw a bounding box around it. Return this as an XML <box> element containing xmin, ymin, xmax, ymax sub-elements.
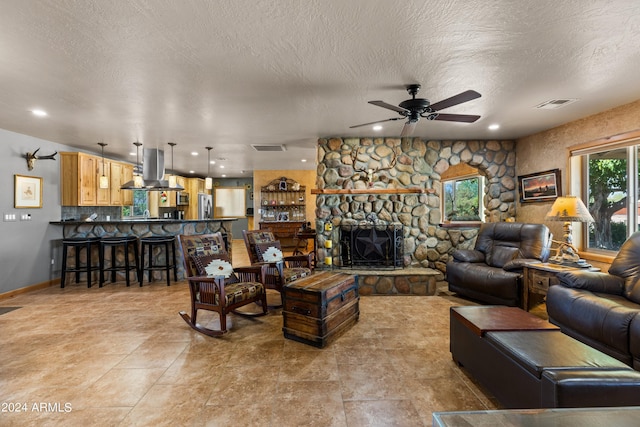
<box><xmin>545</xmin><ymin>195</ymin><xmax>594</xmax><ymax>267</ymax></box>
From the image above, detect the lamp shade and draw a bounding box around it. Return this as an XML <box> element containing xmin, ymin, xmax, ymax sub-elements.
<box><xmin>99</xmin><ymin>175</ymin><xmax>109</xmax><ymax>189</ymax></box>
<box><xmin>205</xmin><ymin>177</ymin><xmax>213</xmax><ymax>190</ymax></box>
<box><xmin>545</xmin><ymin>195</ymin><xmax>594</xmax><ymax>223</ymax></box>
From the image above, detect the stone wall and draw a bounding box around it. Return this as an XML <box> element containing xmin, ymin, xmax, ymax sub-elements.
<box><xmin>315</xmin><ymin>137</ymin><xmax>516</xmax><ymax>273</ymax></box>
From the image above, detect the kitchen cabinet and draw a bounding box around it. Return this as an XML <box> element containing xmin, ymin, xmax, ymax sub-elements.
<box><xmin>61</xmin><ymin>152</ymin><xmax>98</xmax><ymax>206</ymax></box>
<box><xmin>121</xmin><ymin>163</ymin><xmax>133</xmax><ymax>206</ymax></box>
<box><xmin>110</xmin><ymin>161</ymin><xmax>134</xmax><ymax>206</ymax></box>
<box><xmin>96</xmin><ymin>159</ymin><xmax>110</xmax><ymax>206</ymax></box>
<box><xmin>185</xmin><ymin>177</ymin><xmax>206</xmax><ymax>219</ymax></box>
<box><xmin>60</xmin><ymin>152</ymin><xmax>134</xmax><ymax>206</ymax></box>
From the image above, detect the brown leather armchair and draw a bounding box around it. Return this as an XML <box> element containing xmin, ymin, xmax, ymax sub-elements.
<box><xmin>547</xmin><ymin>231</ymin><xmax>640</xmax><ymax>368</ymax></box>
<box><xmin>446</xmin><ymin>222</ymin><xmax>552</xmax><ymax>306</ymax></box>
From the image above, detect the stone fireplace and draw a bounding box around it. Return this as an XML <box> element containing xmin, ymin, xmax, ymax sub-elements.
<box><xmin>339</xmin><ymin>223</ymin><xmax>403</xmax><ymax>268</ymax></box>
<box><xmin>314</xmin><ymin>137</ymin><xmax>517</xmax><ymax>276</ymax></box>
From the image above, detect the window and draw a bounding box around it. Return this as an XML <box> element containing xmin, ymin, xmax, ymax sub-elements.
<box><xmin>443</xmin><ymin>175</ymin><xmax>484</xmax><ymax>222</ymax></box>
<box><xmin>214</xmin><ymin>187</ymin><xmax>246</xmax><ymax>218</ymax></box>
<box><xmin>572</xmin><ymin>136</ymin><xmax>640</xmax><ymax>253</ymax></box>
<box><xmin>122</xmin><ymin>190</ymin><xmax>148</xmax><ymax>217</ymax></box>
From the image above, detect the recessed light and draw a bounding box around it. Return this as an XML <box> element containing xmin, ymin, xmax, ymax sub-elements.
<box><xmin>191</xmin><ymin>152</ymin><xmax>198</xmax><ymax>156</ymax></box>
<box><xmin>31</xmin><ymin>109</ymin><xmax>47</xmax><ymax>117</ymax></box>
<box><xmin>189</xmin><ymin>170</ymin><xmax>195</xmax><ymax>174</ymax></box>
<box><xmin>373</xmin><ymin>125</ymin><xmax>382</xmax><ymax>131</ymax></box>
<box><xmin>219</xmin><ymin>165</ymin><xmax>225</xmax><ymax>169</ymax></box>
<box><xmin>488</xmin><ymin>124</ymin><xmax>500</xmax><ymax>130</ymax></box>
<box><xmin>129</xmin><ymin>152</ymin><xmax>136</xmax><ymax>156</ymax></box>
<box><xmin>210</xmin><ymin>160</ymin><xmax>215</xmax><ymax>164</ymax></box>
<box><xmin>301</xmin><ymin>159</ymin><xmax>307</xmax><ymax>163</ymax></box>
<box><xmin>221</xmin><ymin>174</ymin><xmax>226</xmax><ymax>178</ymax></box>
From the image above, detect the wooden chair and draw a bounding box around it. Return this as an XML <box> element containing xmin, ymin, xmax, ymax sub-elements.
<box><xmin>242</xmin><ymin>229</ymin><xmax>313</xmax><ymax>295</ymax></box>
<box><xmin>177</xmin><ymin>233</ymin><xmax>268</xmax><ymax>336</ymax></box>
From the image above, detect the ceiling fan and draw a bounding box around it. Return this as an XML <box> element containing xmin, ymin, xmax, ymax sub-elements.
<box><xmin>350</xmin><ymin>84</ymin><xmax>481</xmax><ymax>136</ymax></box>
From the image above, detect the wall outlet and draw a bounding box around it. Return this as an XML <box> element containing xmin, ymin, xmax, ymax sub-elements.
<box><xmin>20</xmin><ymin>214</ymin><xmax>32</xmax><ymax>221</ymax></box>
<box><xmin>51</xmin><ymin>258</ymin><xmax>55</xmax><ymax>265</ymax></box>
<box><xmin>3</xmin><ymin>213</ymin><xmax>17</xmax><ymax>222</ymax></box>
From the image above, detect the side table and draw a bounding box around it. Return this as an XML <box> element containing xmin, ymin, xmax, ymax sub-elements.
<box><xmin>522</xmin><ymin>262</ymin><xmax>600</xmax><ymax>311</ymax></box>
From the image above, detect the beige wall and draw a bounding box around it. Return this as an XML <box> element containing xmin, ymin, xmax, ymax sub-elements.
<box><xmin>517</xmin><ymin>98</ymin><xmax>640</xmax><ymax>268</ymax></box>
<box><xmin>252</xmin><ymin>170</ymin><xmax>317</xmax><ymax>229</ymax></box>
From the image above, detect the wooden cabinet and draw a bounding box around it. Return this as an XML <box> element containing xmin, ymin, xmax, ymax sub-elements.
<box><xmin>61</xmin><ymin>152</ymin><xmax>134</xmax><ymax>206</ymax></box>
<box><xmin>184</xmin><ymin>178</ymin><xmax>206</xmax><ymax>219</ymax></box>
<box><xmin>259</xmin><ymin>177</ymin><xmax>306</xmax><ymax>223</ymax></box>
<box><xmin>96</xmin><ymin>159</ymin><xmax>110</xmax><ymax>206</ymax></box>
<box><xmin>121</xmin><ymin>163</ymin><xmax>134</xmax><ymax>206</ymax></box>
<box><xmin>260</xmin><ymin>221</ymin><xmax>305</xmax><ymax>250</ymax></box>
<box><xmin>61</xmin><ymin>152</ymin><xmax>98</xmax><ymax>206</ymax></box>
<box><xmin>110</xmin><ymin>161</ymin><xmax>134</xmax><ymax>206</ymax></box>
<box><xmin>522</xmin><ymin>263</ymin><xmax>600</xmax><ymax>311</ymax></box>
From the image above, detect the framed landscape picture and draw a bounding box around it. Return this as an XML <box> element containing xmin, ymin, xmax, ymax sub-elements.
<box><xmin>15</xmin><ymin>174</ymin><xmax>43</xmax><ymax>208</ymax></box>
<box><xmin>517</xmin><ymin>169</ymin><xmax>561</xmax><ymax>203</ymax></box>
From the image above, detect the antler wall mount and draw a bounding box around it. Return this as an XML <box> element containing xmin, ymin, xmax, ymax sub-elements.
<box><xmin>24</xmin><ymin>148</ymin><xmax>58</xmax><ymax>171</ymax></box>
<box><xmin>350</xmin><ymin>146</ymin><xmax>398</xmax><ymax>185</ymax></box>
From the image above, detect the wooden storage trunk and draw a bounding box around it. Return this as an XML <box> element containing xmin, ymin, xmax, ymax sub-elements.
<box><xmin>282</xmin><ymin>271</ymin><xmax>359</xmax><ymax>348</ymax></box>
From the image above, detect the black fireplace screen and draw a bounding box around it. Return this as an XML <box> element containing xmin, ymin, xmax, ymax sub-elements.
<box><xmin>339</xmin><ymin>224</ymin><xmax>403</xmax><ymax>268</ymax></box>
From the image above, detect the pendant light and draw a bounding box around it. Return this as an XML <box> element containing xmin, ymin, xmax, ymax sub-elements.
<box><xmin>167</xmin><ymin>142</ymin><xmax>177</xmax><ymax>188</ymax></box>
<box><xmin>98</xmin><ymin>142</ymin><xmax>109</xmax><ymax>189</ymax></box>
<box><xmin>133</xmin><ymin>141</ymin><xmax>144</xmax><ymax>188</ymax></box>
<box><xmin>205</xmin><ymin>146</ymin><xmax>213</xmax><ymax>190</ymax></box>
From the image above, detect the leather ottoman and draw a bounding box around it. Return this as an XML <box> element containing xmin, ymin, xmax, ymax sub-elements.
<box><xmin>451</xmin><ymin>306</ymin><xmax>640</xmax><ymax>409</ymax></box>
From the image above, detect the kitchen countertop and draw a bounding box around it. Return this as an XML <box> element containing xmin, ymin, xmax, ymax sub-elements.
<box><xmin>50</xmin><ymin>218</ymin><xmax>236</xmax><ymax>225</ymax></box>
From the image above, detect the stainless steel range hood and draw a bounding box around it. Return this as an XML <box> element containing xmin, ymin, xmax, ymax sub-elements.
<box><xmin>120</xmin><ymin>148</ymin><xmax>185</xmax><ymax>191</ymax></box>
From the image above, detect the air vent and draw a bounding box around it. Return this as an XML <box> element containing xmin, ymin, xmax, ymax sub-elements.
<box><xmin>535</xmin><ymin>99</ymin><xmax>578</xmax><ymax>109</ymax></box>
<box><xmin>251</xmin><ymin>145</ymin><xmax>287</xmax><ymax>152</ymax></box>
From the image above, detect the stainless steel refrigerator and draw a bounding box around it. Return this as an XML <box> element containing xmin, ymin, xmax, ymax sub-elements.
<box><xmin>198</xmin><ymin>194</ymin><xmax>213</xmax><ymax>219</ymax></box>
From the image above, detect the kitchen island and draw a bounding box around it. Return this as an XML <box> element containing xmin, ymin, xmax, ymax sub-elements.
<box><xmin>50</xmin><ymin>218</ymin><xmax>236</xmax><ymax>280</ymax></box>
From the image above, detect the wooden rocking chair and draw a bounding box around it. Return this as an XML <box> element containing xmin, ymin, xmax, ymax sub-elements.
<box><xmin>177</xmin><ymin>233</ymin><xmax>268</xmax><ymax>336</ymax></box>
<box><xmin>242</xmin><ymin>229</ymin><xmax>313</xmax><ymax>295</ymax></box>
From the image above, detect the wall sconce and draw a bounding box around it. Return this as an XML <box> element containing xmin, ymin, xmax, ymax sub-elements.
<box><xmin>167</xmin><ymin>142</ymin><xmax>177</xmax><ymax>188</ymax></box>
<box><xmin>205</xmin><ymin>146</ymin><xmax>213</xmax><ymax>190</ymax></box>
<box><xmin>133</xmin><ymin>141</ymin><xmax>144</xmax><ymax>188</ymax></box>
<box><xmin>98</xmin><ymin>142</ymin><xmax>109</xmax><ymax>189</ymax></box>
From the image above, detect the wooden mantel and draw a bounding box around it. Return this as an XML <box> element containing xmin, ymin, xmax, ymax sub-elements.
<box><xmin>311</xmin><ymin>188</ymin><xmax>433</xmax><ymax>194</ymax></box>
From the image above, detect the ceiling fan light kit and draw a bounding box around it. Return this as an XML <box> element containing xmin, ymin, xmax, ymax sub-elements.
<box><xmin>351</xmin><ymin>84</ymin><xmax>481</xmax><ymax>136</ymax></box>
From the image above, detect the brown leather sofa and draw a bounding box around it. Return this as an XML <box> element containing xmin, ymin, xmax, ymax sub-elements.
<box><xmin>547</xmin><ymin>231</ymin><xmax>640</xmax><ymax>369</ymax></box>
<box><xmin>446</xmin><ymin>222</ymin><xmax>552</xmax><ymax>306</ymax></box>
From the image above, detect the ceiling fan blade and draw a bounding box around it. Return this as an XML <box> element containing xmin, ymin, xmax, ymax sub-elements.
<box><xmin>368</xmin><ymin>100</ymin><xmax>408</xmax><ymax>114</ymax></box>
<box><xmin>400</xmin><ymin>121</ymin><xmax>417</xmax><ymax>137</ymax></box>
<box><xmin>429</xmin><ymin>90</ymin><xmax>481</xmax><ymax>111</ymax></box>
<box><xmin>349</xmin><ymin>117</ymin><xmax>402</xmax><ymax>129</ymax></box>
<box><xmin>432</xmin><ymin>113</ymin><xmax>481</xmax><ymax>123</ymax></box>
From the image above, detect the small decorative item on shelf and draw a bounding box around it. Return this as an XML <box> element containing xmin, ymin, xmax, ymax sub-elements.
<box><xmin>279</xmin><ymin>177</ymin><xmax>288</xmax><ymax>191</ymax></box>
<box><xmin>292</xmin><ymin>182</ymin><xmax>300</xmax><ymax>191</ymax></box>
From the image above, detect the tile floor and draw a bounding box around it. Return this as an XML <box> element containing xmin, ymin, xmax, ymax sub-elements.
<box><xmin>0</xmin><ymin>241</ymin><xmax>498</xmax><ymax>427</ymax></box>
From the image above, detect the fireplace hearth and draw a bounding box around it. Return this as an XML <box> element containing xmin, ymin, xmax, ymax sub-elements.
<box><xmin>340</xmin><ymin>224</ymin><xmax>403</xmax><ymax>269</ymax></box>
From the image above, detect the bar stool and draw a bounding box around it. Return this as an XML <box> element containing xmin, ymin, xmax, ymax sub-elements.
<box><xmin>60</xmin><ymin>237</ymin><xmax>101</xmax><ymax>288</ymax></box>
<box><xmin>139</xmin><ymin>235</ymin><xmax>178</xmax><ymax>286</ymax></box>
<box><xmin>99</xmin><ymin>236</ymin><xmax>140</xmax><ymax>287</ymax></box>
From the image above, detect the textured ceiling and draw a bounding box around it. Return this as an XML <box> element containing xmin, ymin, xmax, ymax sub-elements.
<box><xmin>1</xmin><ymin>0</ymin><xmax>640</xmax><ymax>177</ymax></box>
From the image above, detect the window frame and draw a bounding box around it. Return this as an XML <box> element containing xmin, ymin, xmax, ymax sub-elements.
<box><xmin>569</xmin><ymin>131</ymin><xmax>640</xmax><ymax>258</ymax></box>
<box><xmin>441</xmin><ymin>173</ymin><xmax>485</xmax><ymax>224</ymax></box>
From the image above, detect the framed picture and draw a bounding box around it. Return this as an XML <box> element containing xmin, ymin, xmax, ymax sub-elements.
<box><xmin>15</xmin><ymin>174</ymin><xmax>43</xmax><ymax>208</ymax></box>
<box><xmin>517</xmin><ymin>169</ymin><xmax>561</xmax><ymax>203</ymax></box>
